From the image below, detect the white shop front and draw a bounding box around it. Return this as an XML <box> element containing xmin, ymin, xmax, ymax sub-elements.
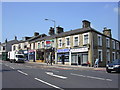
<box><xmin>70</xmin><ymin>47</ymin><xmax>89</xmax><ymax>65</ymax></box>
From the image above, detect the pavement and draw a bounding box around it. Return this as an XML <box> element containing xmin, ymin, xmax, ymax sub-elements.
<box><xmin>25</xmin><ymin>60</ymin><xmax>106</xmax><ymax>71</ymax></box>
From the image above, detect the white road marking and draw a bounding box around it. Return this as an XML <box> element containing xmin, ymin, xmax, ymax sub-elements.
<box><xmin>17</xmin><ymin>70</ymin><xmax>28</xmax><ymax>76</ymax></box>
<box><xmin>46</xmin><ymin>72</ymin><xmax>67</xmax><ymax>79</ymax></box>
<box><xmin>71</xmin><ymin>73</ymin><xmax>112</xmax><ymax>81</ymax></box>
<box><xmin>5</xmin><ymin>64</ymin><xmax>8</xmax><ymax>66</ymax></box>
<box><xmin>34</xmin><ymin>78</ymin><xmax>63</xmax><ymax>90</ymax></box>
<box><xmin>9</xmin><ymin>66</ymin><xmax>15</xmax><ymax>69</ymax></box>
<box><xmin>106</xmin><ymin>79</ymin><xmax>112</xmax><ymax>81</ymax></box>
<box><xmin>71</xmin><ymin>73</ymin><xmax>86</xmax><ymax>77</ymax></box>
<box><xmin>86</xmin><ymin>76</ymin><xmax>105</xmax><ymax>80</ymax></box>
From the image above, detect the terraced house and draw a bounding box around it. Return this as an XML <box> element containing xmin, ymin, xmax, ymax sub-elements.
<box><xmin>11</xmin><ymin>20</ymin><xmax>120</xmax><ymax>67</ymax></box>
<box><xmin>56</xmin><ymin>20</ymin><xmax>120</xmax><ymax>67</ymax></box>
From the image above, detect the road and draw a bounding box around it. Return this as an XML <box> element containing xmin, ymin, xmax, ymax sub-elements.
<box><xmin>1</xmin><ymin>60</ymin><xmax>120</xmax><ymax>89</ymax></box>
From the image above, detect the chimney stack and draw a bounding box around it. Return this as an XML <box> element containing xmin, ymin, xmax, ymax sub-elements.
<box><xmin>82</xmin><ymin>20</ymin><xmax>91</xmax><ymax>28</ymax></box>
<box><xmin>5</xmin><ymin>38</ymin><xmax>7</xmax><ymax>43</ymax></box>
<box><xmin>34</xmin><ymin>32</ymin><xmax>39</xmax><ymax>36</ymax></box>
<box><xmin>15</xmin><ymin>36</ymin><xmax>17</xmax><ymax>40</ymax></box>
<box><xmin>49</xmin><ymin>27</ymin><xmax>55</xmax><ymax>36</ymax></box>
<box><xmin>103</xmin><ymin>27</ymin><xmax>112</xmax><ymax>37</ymax></box>
<box><xmin>56</xmin><ymin>26</ymin><xmax>64</xmax><ymax>34</ymax></box>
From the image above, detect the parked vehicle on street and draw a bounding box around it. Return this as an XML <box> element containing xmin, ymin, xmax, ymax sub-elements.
<box><xmin>106</xmin><ymin>59</ymin><xmax>120</xmax><ymax>73</ymax></box>
<box><xmin>8</xmin><ymin>51</ymin><xmax>25</xmax><ymax>63</ymax></box>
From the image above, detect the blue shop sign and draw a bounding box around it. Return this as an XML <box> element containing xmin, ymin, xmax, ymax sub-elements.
<box><xmin>57</xmin><ymin>49</ymin><xmax>70</xmax><ymax>53</ymax></box>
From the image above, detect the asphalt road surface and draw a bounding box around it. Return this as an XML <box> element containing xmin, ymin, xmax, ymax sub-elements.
<box><xmin>1</xmin><ymin>60</ymin><xmax>120</xmax><ymax>89</ymax></box>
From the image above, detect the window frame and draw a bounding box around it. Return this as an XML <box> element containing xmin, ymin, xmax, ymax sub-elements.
<box><xmin>65</xmin><ymin>36</ymin><xmax>70</xmax><ymax>47</ymax></box>
<box><xmin>58</xmin><ymin>38</ymin><xmax>62</xmax><ymax>48</ymax></box>
<box><xmin>106</xmin><ymin>38</ymin><xmax>110</xmax><ymax>48</ymax></box>
<box><xmin>73</xmin><ymin>35</ymin><xmax>79</xmax><ymax>46</ymax></box>
<box><xmin>112</xmin><ymin>40</ymin><xmax>115</xmax><ymax>49</ymax></box>
<box><xmin>98</xmin><ymin>34</ymin><xmax>102</xmax><ymax>46</ymax></box>
<box><xmin>83</xmin><ymin>33</ymin><xmax>89</xmax><ymax>45</ymax></box>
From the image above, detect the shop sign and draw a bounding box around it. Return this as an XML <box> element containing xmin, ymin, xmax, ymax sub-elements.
<box><xmin>57</xmin><ymin>49</ymin><xmax>70</xmax><ymax>53</ymax></box>
<box><xmin>70</xmin><ymin>48</ymin><xmax>88</xmax><ymax>52</ymax></box>
<box><xmin>45</xmin><ymin>40</ymin><xmax>54</xmax><ymax>47</ymax></box>
<box><xmin>28</xmin><ymin>50</ymin><xmax>36</xmax><ymax>53</ymax></box>
<box><xmin>24</xmin><ymin>51</ymin><xmax>28</xmax><ymax>54</ymax></box>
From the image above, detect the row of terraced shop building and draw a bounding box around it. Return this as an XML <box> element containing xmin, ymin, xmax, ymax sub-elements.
<box><xmin>0</xmin><ymin>20</ymin><xmax>120</xmax><ymax>67</ymax></box>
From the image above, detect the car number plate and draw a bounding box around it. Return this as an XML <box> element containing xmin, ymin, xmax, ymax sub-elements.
<box><xmin>108</xmin><ymin>67</ymin><xmax>113</xmax><ymax>69</ymax></box>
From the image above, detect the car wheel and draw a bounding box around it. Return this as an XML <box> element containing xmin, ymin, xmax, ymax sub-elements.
<box><xmin>106</xmin><ymin>68</ymin><xmax>111</xmax><ymax>73</ymax></box>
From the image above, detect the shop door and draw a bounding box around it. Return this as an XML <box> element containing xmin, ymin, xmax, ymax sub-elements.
<box><xmin>71</xmin><ymin>53</ymin><xmax>78</xmax><ymax>65</ymax></box>
<box><xmin>78</xmin><ymin>54</ymin><xmax>82</xmax><ymax>65</ymax></box>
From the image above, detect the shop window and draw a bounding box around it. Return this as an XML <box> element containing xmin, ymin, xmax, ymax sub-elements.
<box><xmin>82</xmin><ymin>54</ymin><xmax>88</xmax><ymax>64</ymax></box>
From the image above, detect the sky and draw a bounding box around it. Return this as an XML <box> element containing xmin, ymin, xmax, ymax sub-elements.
<box><xmin>1</xmin><ymin>2</ymin><xmax>119</xmax><ymax>42</ymax></box>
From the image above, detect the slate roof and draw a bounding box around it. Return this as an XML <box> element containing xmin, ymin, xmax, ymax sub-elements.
<box><xmin>30</xmin><ymin>27</ymin><xmax>92</xmax><ymax>43</ymax></box>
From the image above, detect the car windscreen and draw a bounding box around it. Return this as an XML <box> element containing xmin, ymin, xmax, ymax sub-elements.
<box><xmin>113</xmin><ymin>59</ymin><xmax>120</xmax><ymax>64</ymax></box>
<box><xmin>16</xmin><ymin>55</ymin><xmax>24</xmax><ymax>58</ymax></box>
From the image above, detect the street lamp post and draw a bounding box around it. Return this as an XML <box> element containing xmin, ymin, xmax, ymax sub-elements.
<box><xmin>45</xmin><ymin>19</ymin><xmax>57</xmax><ymax>64</ymax></box>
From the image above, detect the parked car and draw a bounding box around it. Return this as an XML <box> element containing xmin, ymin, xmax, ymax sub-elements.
<box><xmin>106</xmin><ymin>59</ymin><xmax>120</xmax><ymax>73</ymax></box>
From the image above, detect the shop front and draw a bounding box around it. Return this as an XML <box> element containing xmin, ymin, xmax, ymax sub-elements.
<box><xmin>28</xmin><ymin>50</ymin><xmax>36</xmax><ymax>62</ymax></box>
<box><xmin>70</xmin><ymin>47</ymin><xmax>89</xmax><ymax>66</ymax></box>
<box><xmin>36</xmin><ymin>49</ymin><xmax>44</xmax><ymax>62</ymax></box>
<box><xmin>57</xmin><ymin>49</ymin><xmax>70</xmax><ymax>64</ymax></box>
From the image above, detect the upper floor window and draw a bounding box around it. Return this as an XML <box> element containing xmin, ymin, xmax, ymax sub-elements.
<box><xmin>83</xmin><ymin>33</ymin><xmax>89</xmax><ymax>45</ymax></box>
<box><xmin>33</xmin><ymin>43</ymin><xmax>35</xmax><ymax>49</ymax></box>
<box><xmin>13</xmin><ymin>46</ymin><xmax>16</xmax><ymax>51</ymax></box>
<box><xmin>73</xmin><ymin>35</ymin><xmax>79</xmax><ymax>46</ymax></box>
<box><xmin>38</xmin><ymin>43</ymin><xmax>40</xmax><ymax>49</ymax></box>
<box><xmin>3</xmin><ymin>46</ymin><xmax>5</xmax><ymax>50</ymax></box>
<box><xmin>112</xmin><ymin>40</ymin><xmax>115</xmax><ymax>49</ymax></box>
<box><xmin>24</xmin><ymin>45</ymin><xmax>27</xmax><ymax>49</ymax></box>
<box><xmin>98</xmin><ymin>35</ymin><xmax>102</xmax><ymax>46</ymax></box>
<box><xmin>41</xmin><ymin>41</ymin><xmax>44</xmax><ymax>48</ymax></box>
<box><xmin>106</xmin><ymin>38</ymin><xmax>110</xmax><ymax>48</ymax></box>
<box><xmin>18</xmin><ymin>44</ymin><xmax>21</xmax><ymax>49</ymax></box>
<box><xmin>116</xmin><ymin>42</ymin><xmax>119</xmax><ymax>50</ymax></box>
<box><xmin>65</xmin><ymin>37</ymin><xmax>70</xmax><ymax>47</ymax></box>
<box><xmin>58</xmin><ymin>38</ymin><xmax>62</xmax><ymax>48</ymax></box>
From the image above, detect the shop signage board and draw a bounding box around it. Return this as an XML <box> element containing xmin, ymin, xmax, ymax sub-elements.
<box><xmin>70</xmin><ymin>47</ymin><xmax>88</xmax><ymax>52</ymax></box>
<box><xmin>57</xmin><ymin>49</ymin><xmax>70</xmax><ymax>53</ymax></box>
<box><xmin>45</xmin><ymin>40</ymin><xmax>54</xmax><ymax>47</ymax></box>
